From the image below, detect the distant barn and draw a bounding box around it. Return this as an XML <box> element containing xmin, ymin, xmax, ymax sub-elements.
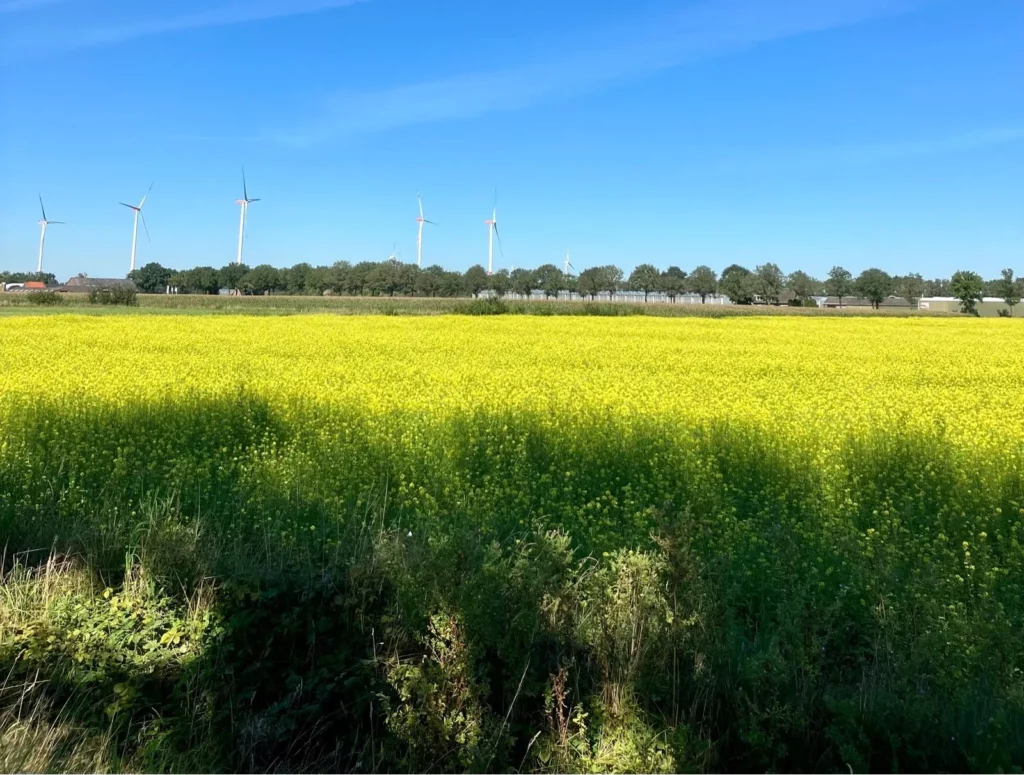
<box><xmin>53</xmin><ymin>276</ymin><xmax>138</xmax><ymax>293</ymax></box>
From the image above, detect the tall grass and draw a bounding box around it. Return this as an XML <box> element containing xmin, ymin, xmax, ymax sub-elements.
<box><xmin>1</xmin><ymin>396</ymin><xmax>1021</xmax><ymax>772</ymax></box>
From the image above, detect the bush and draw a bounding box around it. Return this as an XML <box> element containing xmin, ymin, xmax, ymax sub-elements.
<box><xmin>26</xmin><ymin>290</ymin><xmax>63</xmax><ymax>306</ymax></box>
<box><xmin>88</xmin><ymin>286</ymin><xmax>138</xmax><ymax>306</ymax></box>
<box><xmin>460</xmin><ymin>297</ymin><xmax>508</xmax><ymax>315</ymax></box>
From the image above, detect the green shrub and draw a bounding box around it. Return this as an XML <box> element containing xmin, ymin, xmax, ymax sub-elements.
<box><xmin>89</xmin><ymin>286</ymin><xmax>138</xmax><ymax>306</ymax></box>
<box><xmin>460</xmin><ymin>297</ymin><xmax>508</xmax><ymax>315</ymax></box>
<box><xmin>26</xmin><ymin>290</ymin><xmax>63</xmax><ymax>305</ymax></box>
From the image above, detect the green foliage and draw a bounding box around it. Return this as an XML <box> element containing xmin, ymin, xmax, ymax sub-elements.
<box><xmin>128</xmin><ymin>262</ymin><xmax>174</xmax><ymax>294</ymax></box>
<box><xmin>629</xmin><ymin>263</ymin><xmax>662</xmax><ymax>301</ymax></box>
<box><xmin>719</xmin><ymin>264</ymin><xmax>753</xmax><ymax>304</ymax></box>
<box><xmin>825</xmin><ymin>266</ymin><xmax>854</xmax><ymax>305</ymax></box>
<box><xmin>658</xmin><ymin>266</ymin><xmax>688</xmax><ymax>302</ymax></box>
<box><xmin>898</xmin><ymin>272</ymin><xmax>926</xmax><ymax>306</ymax></box>
<box><xmin>463</xmin><ymin>265</ymin><xmax>489</xmax><ymax>298</ymax></box>
<box><xmin>855</xmin><ymin>267</ymin><xmax>894</xmax><ymax>309</ymax></box>
<box><xmin>786</xmin><ymin>270</ymin><xmax>820</xmax><ymax>302</ymax></box>
<box><xmin>688</xmin><ymin>265</ymin><xmax>718</xmax><ymax>302</ymax></box>
<box><xmin>751</xmin><ymin>263</ymin><xmax>785</xmax><ymax>305</ymax></box>
<box><xmin>26</xmin><ymin>290</ymin><xmax>64</xmax><ymax>306</ymax></box>
<box><xmin>998</xmin><ymin>268</ymin><xmax>1020</xmax><ymax>315</ymax></box>
<box><xmin>88</xmin><ymin>285</ymin><xmax>138</xmax><ymax>306</ymax></box>
<box><xmin>950</xmin><ymin>270</ymin><xmax>985</xmax><ymax>315</ymax></box>
<box><xmin>534</xmin><ymin>264</ymin><xmax>567</xmax><ymax>298</ymax></box>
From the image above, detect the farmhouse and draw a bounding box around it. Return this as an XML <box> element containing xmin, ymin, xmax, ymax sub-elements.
<box><xmin>53</xmin><ymin>276</ymin><xmax>138</xmax><ymax>293</ymax></box>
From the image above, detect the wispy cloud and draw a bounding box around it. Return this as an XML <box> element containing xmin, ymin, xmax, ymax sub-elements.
<box><xmin>718</xmin><ymin>127</ymin><xmax>1024</xmax><ymax>173</ymax></box>
<box><xmin>275</xmin><ymin>0</ymin><xmax>933</xmax><ymax>145</ymax></box>
<box><xmin>1</xmin><ymin>0</ymin><xmax>368</xmax><ymax>58</ymax></box>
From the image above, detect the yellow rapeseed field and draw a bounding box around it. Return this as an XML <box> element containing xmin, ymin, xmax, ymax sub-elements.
<box><xmin>1</xmin><ymin>314</ymin><xmax>1021</xmax><ymax>440</ymax></box>
<box><xmin>1</xmin><ymin>313</ymin><xmax>1023</xmax><ymax>772</ymax></box>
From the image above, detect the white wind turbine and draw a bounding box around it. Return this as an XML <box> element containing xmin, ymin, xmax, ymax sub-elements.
<box><xmin>564</xmin><ymin>249</ymin><xmax>574</xmax><ymax>276</ymax></box>
<box><xmin>120</xmin><ymin>184</ymin><xmax>152</xmax><ymax>273</ymax></box>
<box><xmin>235</xmin><ymin>169</ymin><xmax>260</xmax><ymax>266</ymax></box>
<box><xmin>36</xmin><ymin>195</ymin><xmax>64</xmax><ymax>274</ymax></box>
<box><xmin>483</xmin><ymin>190</ymin><xmax>503</xmax><ymax>275</ymax></box>
<box><xmin>415</xmin><ymin>193</ymin><xmax>437</xmax><ymax>268</ymax></box>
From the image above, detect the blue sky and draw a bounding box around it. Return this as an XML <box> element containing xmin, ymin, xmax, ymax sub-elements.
<box><xmin>0</xmin><ymin>0</ymin><xmax>1021</xmax><ymax>280</ymax></box>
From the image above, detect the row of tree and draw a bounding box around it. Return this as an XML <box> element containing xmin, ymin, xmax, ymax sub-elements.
<box><xmin>122</xmin><ymin>260</ymin><xmax>1023</xmax><ymax>315</ymax></box>
<box><xmin>5</xmin><ymin>262</ymin><xmax>1020</xmax><ymax>316</ymax></box>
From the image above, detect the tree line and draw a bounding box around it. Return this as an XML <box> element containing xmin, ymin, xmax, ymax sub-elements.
<box><xmin>4</xmin><ymin>262</ymin><xmax>1021</xmax><ymax>316</ymax></box>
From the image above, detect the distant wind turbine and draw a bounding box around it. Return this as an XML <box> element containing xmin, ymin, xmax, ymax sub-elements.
<box><xmin>564</xmin><ymin>249</ymin><xmax>574</xmax><ymax>276</ymax></box>
<box><xmin>120</xmin><ymin>184</ymin><xmax>152</xmax><ymax>273</ymax></box>
<box><xmin>484</xmin><ymin>190</ymin><xmax>503</xmax><ymax>275</ymax></box>
<box><xmin>235</xmin><ymin>169</ymin><xmax>260</xmax><ymax>266</ymax></box>
<box><xmin>36</xmin><ymin>195</ymin><xmax>64</xmax><ymax>274</ymax></box>
<box><xmin>415</xmin><ymin>193</ymin><xmax>436</xmax><ymax>268</ymax></box>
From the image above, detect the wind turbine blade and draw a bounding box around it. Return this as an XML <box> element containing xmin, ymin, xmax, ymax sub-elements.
<box><xmin>242</xmin><ymin>167</ymin><xmax>248</xmax><ymax>201</ymax></box>
<box><xmin>119</xmin><ymin>202</ymin><xmax>138</xmax><ymax>210</ymax></box>
<box><xmin>38</xmin><ymin>194</ymin><xmax>47</xmax><ymax>221</ymax></box>
<box><xmin>140</xmin><ymin>210</ymin><xmax>151</xmax><ymax>242</ymax></box>
<box><xmin>424</xmin><ymin>219</ymin><xmax>438</xmax><ymax>225</ymax></box>
<box><xmin>249</xmin><ymin>198</ymin><xmax>261</xmax><ymax>204</ymax></box>
<box><xmin>494</xmin><ymin>224</ymin><xmax>504</xmax><ymax>258</ymax></box>
<box><xmin>418</xmin><ymin>193</ymin><xmax>424</xmax><ymax>221</ymax></box>
<box><xmin>50</xmin><ymin>221</ymin><xmax>66</xmax><ymax>225</ymax></box>
<box><xmin>139</xmin><ymin>182</ymin><xmax>153</xmax><ymax>209</ymax></box>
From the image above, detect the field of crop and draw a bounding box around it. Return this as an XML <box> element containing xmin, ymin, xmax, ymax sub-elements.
<box><xmin>1</xmin><ymin>314</ymin><xmax>1022</xmax><ymax>772</ymax></box>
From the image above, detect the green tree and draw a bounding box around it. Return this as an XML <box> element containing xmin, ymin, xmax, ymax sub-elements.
<box><xmin>949</xmin><ymin>270</ymin><xmax>984</xmax><ymax>315</ymax></box>
<box><xmin>598</xmin><ymin>265</ymin><xmax>624</xmax><ymax>301</ymax></box>
<box><xmin>1</xmin><ymin>271</ymin><xmax>58</xmax><ymax>286</ymax></box>
<box><xmin>181</xmin><ymin>266</ymin><xmax>220</xmax><ymax>295</ymax></box>
<box><xmin>998</xmin><ymin>268</ymin><xmax>1020</xmax><ymax>316</ymax></box>
<box><xmin>346</xmin><ymin>262</ymin><xmax>377</xmax><ymax>295</ymax></box>
<box><xmin>854</xmin><ymin>268</ymin><xmax>894</xmax><ymax>309</ymax></box>
<box><xmin>629</xmin><ymin>263</ymin><xmax>661</xmax><ymax>302</ymax></box>
<box><xmin>510</xmin><ymin>268</ymin><xmax>537</xmax><ymax>298</ymax></box>
<box><xmin>242</xmin><ymin>264</ymin><xmax>282</xmax><ymax>296</ymax></box>
<box><xmin>786</xmin><ymin>270</ymin><xmax>819</xmax><ymax>304</ymax></box>
<box><xmin>897</xmin><ymin>273</ymin><xmax>926</xmax><ymax>307</ymax></box>
<box><xmin>285</xmin><ymin>262</ymin><xmax>312</xmax><ymax>295</ymax></box>
<box><xmin>416</xmin><ymin>265</ymin><xmax>445</xmax><ymax>297</ymax></box>
<box><xmin>577</xmin><ymin>268</ymin><xmax>601</xmax><ymax>300</ymax></box>
<box><xmin>488</xmin><ymin>269</ymin><xmax>510</xmax><ymax>298</ymax></box>
<box><xmin>439</xmin><ymin>270</ymin><xmax>464</xmax><ymax>297</ymax></box>
<box><xmin>658</xmin><ymin>266</ymin><xmax>688</xmax><ymax>303</ymax></box>
<box><xmin>752</xmin><ymin>263</ymin><xmax>784</xmax><ymax>305</ymax></box>
<box><xmin>218</xmin><ymin>263</ymin><xmax>249</xmax><ymax>294</ymax></box>
<box><xmin>305</xmin><ymin>266</ymin><xmax>331</xmax><ymax>296</ymax></box>
<box><xmin>533</xmin><ymin>264</ymin><xmax>566</xmax><ymax>298</ymax></box>
<box><xmin>128</xmin><ymin>262</ymin><xmax>174</xmax><ymax>294</ymax></box>
<box><xmin>719</xmin><ymin>264</ymin><xmax>753</xmax><ymax>304</ymax></box>
<box><xmin>688</xmin><ymin>265</ymin><xmax>717</xmax><ymax>303</ymax></box>
<box><xmin>824</xmin><ymin>266</ymin><xmax>854</xmax><ymax>308</ymax></box>
<box><xmin>463</xmin><ymin>265</ymin><xmax>489</xmax><ymax>298</ymax></box>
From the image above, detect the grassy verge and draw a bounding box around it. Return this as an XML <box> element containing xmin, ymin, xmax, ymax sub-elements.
<box><xmin>0</xmin><ymin>292</ymin><xmax>954</xmax><ymax>317</ymax></box>
<box><xmin>2</xmin><ymin>397</ymin><xmax>1021</xmax><ymax>772</ymax></box>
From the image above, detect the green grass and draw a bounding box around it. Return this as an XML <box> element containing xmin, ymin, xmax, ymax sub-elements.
<box><xmin>1</xmin><ymin>391</ymin><xmax>1021</xmax><ymax>772</ymax></box>
<box><xmin>0</xmin><ymin>291</ymin><xmax>953</xmax><ymax>317</ymax></box>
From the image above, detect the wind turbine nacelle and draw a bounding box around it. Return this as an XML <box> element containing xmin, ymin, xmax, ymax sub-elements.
<box><xmin>235</xmin><ymin>199</ymin><xmax>247</xmax><ymax>205</ymax></box>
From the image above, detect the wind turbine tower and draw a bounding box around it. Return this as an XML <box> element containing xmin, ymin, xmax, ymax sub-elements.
<box><xmin>484</xmin><ymin>192</ymin><xmax>503</xmax><ymax>275</ymax></box>
<box><xmin>235</xmin><ymin>169</ymin><xmax>260</xmax><ymax>265</ymax></box>
<box><xmin>120</xmin><ymin>184</ymin><xmax>152</xmax><ymax>273</ymax></box>
<box><xmin>415</xmin><ymin>193</ymin><xmax>436</xmax><ymax>268</ymax></box>
<box><xmin>36</xmin><ymin>195</ymin><xmax>64</xmax><ymax>274</ymax></box>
